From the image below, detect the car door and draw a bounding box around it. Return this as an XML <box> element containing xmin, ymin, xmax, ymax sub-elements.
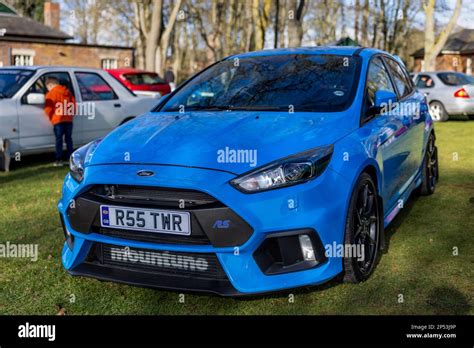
<box><xmin>18</xmin><ymin>71</ymin><xmax>80</xmax><ymax>152</ymax></box>
<box><xmin>414</xmin><ymin>73</ymin><xmax>436</xmax><ymax>102</ymax></box>
<box><xmin>74</xmin><ymin>71</ymin><xmax>126</xmax><ymax>143</ymax></box>
<box><xmin>360</xmin><ymin>56</ymin><xmax>413</xmax><ymax>212</ymax></box>
<box><xmin>383</xmin><ymin>57</ymin><xmax>425</xmax><ymax>186</ymax></box>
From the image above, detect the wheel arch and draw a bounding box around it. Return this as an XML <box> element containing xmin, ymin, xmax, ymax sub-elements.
<box><xmin>359</xmin><ymin>162</ymin><xmax>386</xmax><ymax>250</ymax></box>
<box><xmin>355</xmin><ymin>160</ymin><xmax>383</xmax><ymax>197</ymax></box>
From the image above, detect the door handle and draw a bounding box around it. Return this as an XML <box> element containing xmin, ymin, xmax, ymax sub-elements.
<box><xmin>114</xmin><ymin>103</ymin><xmax>122</xmax><ymax>108</ymax></box>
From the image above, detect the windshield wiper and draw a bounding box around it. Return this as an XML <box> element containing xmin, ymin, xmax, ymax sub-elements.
<box><xmin>225</xmin><ymin>105</ymin><xmax>290</xmax><ymax>111</ymax></box>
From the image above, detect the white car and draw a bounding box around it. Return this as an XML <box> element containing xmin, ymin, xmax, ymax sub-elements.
<box><xmin>0</xmin><ymin>66</ymin><xmax>159</xmax><ymax>171</ymax></box>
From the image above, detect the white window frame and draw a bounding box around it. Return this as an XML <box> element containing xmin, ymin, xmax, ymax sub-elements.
<box><xmin>13</xmin><ymin>54</ymin><xmax>34</xmax><ymax>66</ymax></box>
<box><xmin>11</xmin><ymin>48</ymin><xmax>35</xmax><ymax>67</ymax></box>
<box><xmin>101</xmin><ymin>58</ymin><xmax>118</xmax><ymax>69</ymax></box>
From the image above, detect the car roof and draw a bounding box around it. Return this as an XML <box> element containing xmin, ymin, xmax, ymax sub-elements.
<box><xmin>107</xmin><ymin>68</ymin><xmax>156</xmax><ymax>75</ymax></box>
<box><xmin>229</xmin><ymin>46</ymin><xmax>384</xmax><ymax>59</ymax></box>
<box><xmin>0</xmin><ymin>65</ymin><xmax>106</xmax><ymax>72</ymax></box>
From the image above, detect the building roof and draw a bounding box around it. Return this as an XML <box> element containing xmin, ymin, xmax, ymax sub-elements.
<box><xmin>0</xmin><ymin>12</ymin><xmax>72</xmax><ymax>41</ymax></box>
<box><xmin>412</xmin><ymin>28</ymin><xmax>474</xmax><ymax>57</ymax></box>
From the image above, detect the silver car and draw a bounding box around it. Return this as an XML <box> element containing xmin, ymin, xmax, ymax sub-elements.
<box><xmin>411</xmin><ymin>71</ymin><xmax>474</xmax><ymax>122</ymax></box>
<box><xmin>0</xmin><ymin>66</ymin><xmax>159</xmax><ymax>171</ymax></box>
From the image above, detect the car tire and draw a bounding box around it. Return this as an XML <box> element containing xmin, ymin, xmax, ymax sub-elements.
<box><xmin>343</xmin><ymin>172</ymin><xmax>382</xmax><ymax>283</ymax></box>
<box><xmin>429</xmin><ymin>101</ymin><xmax>449</xmax><ymax>122</ymax></box>
<box><xmin>418</xmin><ymin>133</ymin><xmax>438</xmax><ymax>196</ymax></box>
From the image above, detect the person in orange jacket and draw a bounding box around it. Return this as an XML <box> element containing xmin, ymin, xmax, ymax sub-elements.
<box><xmin>44</xmin><ymin>77</ymin><xmax>76</xmax><ymax>167</ymax></box>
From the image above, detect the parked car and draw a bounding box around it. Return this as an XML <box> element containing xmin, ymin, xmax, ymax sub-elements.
<box><xmin>106</xmin><ymin>68</ymin><xmax>171</xmax><ymax>98</ymax></box>
<box><xmin>0</xmin><ymin>66</ymin><xmax>159</xmax><ymax>171</ymax></box>
<box><xmin>411</xmin><ymin>71</ymin><xmax>474</xmax><ymax>121</ymax></box>
<box><xmin>58</xmin><ymin>47</ymin><xmax>437</xmax><ymax>296</ymax></box>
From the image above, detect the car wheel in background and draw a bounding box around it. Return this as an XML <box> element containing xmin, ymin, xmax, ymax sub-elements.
<box><xmin>429</xmin><ymin>101</ymin><xmax>449</xmax><ymax>122</ymax></box>
<box><xmin>418</xmin><ymin>133</ymin><xmax>439</xmax><ymax>196</ymax></box>
<box><xmin>343</xmin><ymin>172</ymin><xmax>381</xmax><ymax>283</ymax></box>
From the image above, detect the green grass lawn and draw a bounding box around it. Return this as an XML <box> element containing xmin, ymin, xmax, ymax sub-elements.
<box><xmin>0</xmin><ymin>119</ymin><xmax>473</xmax><ymax>315</ymax></box>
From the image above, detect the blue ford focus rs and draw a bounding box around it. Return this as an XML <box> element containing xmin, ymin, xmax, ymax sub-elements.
<box><xmin>58</xmin><ymin>47</ymin><xmax>438</xmax><ymax>295</ymax></box>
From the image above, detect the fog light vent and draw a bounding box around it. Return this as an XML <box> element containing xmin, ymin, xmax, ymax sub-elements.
<box><xmin>253</xmin><ymin>229</ymin><xmax>326</xmax><ymax>275</ymax></box>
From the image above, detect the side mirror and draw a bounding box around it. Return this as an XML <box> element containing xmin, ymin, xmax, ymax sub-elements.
<box><xmin>369</xmin><ymin>90</ymin><xmax>397</xmax><ymax>116</ymax></box>
<box><xmin>26</xmin><ymin>93</ymin><xmax>45</xmax><ymax>105</ymax></box>
<box><xmin>374</xmin><ymin>90</ymin><xmax>397</xmax><ymax>108</ymax></box>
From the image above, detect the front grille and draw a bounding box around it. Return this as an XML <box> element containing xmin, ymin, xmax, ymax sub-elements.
<box><xmin>68</xmin><ymin>185</ymin><xmax>254</xmax><ymax>247</ymax></box>
<box><xmin>88</xmin><ymin>243</ymin><xmax>228</xmax><ymax>280</ymax></box>
<box><xmin>88</xmin><ymin>185</ymin><xmax>224</xmax><ymax>209</ymax></box>
<box><xmin>97</xmin><ymin>227</ymin><xmax>210</xmax><ymax>245</ymax></box>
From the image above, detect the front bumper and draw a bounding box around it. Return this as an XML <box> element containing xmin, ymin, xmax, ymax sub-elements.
<box><xmin>58</xmin><ymin>163</ymin><xmax>351</xmax><ymax>295</ymax></box>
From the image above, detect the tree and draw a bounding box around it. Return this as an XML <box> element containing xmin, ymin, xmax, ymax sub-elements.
<box><xmin>4</xmin><ymin>0</ymin><xmax>44</xmax><ymax>22</ymax></box>
<box><xmin>156</xmin><ymin>0</ymin><xmax>183</xmax><ymax>75</ymax></box>
<box><xmin>423</xmin><ymin>0</ymin><xmax>462</xmax><ymax>71</ymax></box>
<box><xmin>145</xmin><ymin>0</ymin><xmax>163</xmax><ymax>71</ymax></box>
<box><xmin>64</xmin><ymin>0</ymin><xmax>110</xmax><ymax>45</ymax></box>
<box><xmin>287</xmin><ymin>0</ymin><xmax>306</xmax><ymax>47</ymax></box>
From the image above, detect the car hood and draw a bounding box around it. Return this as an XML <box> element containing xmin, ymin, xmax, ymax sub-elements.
<box><xmin>89</xmin><ymin>111</ymin><xmax>354</xmax><ymax>175</ymax></box>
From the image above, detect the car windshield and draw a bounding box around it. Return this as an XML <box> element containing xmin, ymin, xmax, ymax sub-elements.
<box><xmin>160</xmin><ymin>54</ymin><xmax>361</xmax><ymax>112</ymax></box>
<box><xmin>0</xmin><ymin>69</ymin><xmax>35</xmax><ymax>98</ymax></box>
<box><xmin>437</xmin><ymin>72</ymin><xmax>473</xmax><ymax>86</ymax></box>
<box><xmin>124</xmin><ymin>73</ymin><xmax>165</xmax><ymax>85</ymax></box>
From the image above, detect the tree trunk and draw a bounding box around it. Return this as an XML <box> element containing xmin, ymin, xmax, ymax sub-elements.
<box><xmin>288</xmin><ymin>0</ymin><xmax>305</xmax><ymax>47</ymax></box>
<box><xmin>354</xmin><ymin>0</ymin><xmax>360</xmax><ymax>43</ymax></box>
<box><xmin>145</xmin><ymin>0</ymin><xmax>163</xmax><ymax>72</ymax></box>
<box><xmin>274</xmin><ymin>0</ymin><xmax>280</xmax><ymax>48</ymax></box>
<box><xmin>423</xmin><ymin>0</ymin><xmax>462</xmax><ymax>71</ymax></box>
<box><xmin>279</xmin><ymin>0</ymin><xmax>287</xmax><ymax>47</ymax></box>
<box><xmin>157</xmin><ymin>0</ymin><xmax>183</xmax><ymax>76</ymax></box>
<box><xmin>361</xmin><ymin>0</ymin><xmax>369</xmax><ymax>46</ymax></box>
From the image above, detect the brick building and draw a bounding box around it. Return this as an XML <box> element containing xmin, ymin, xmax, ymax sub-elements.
<box><xmin>412</xmin><ymin>28</ymin><xmax>474</xmax><ymax>74</ymax></box>
<box><xmin>0</xmin><ymin>2</ymin><xmax>134</xmax><ymax>69</ymax></box>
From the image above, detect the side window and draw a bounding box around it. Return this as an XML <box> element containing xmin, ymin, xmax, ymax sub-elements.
<box><xmin>384</xmin><ymin>58</ymin><xmax>413</xmax><ymax>98</ymax></box>
<box><xmin>416</xmin><ymin>75</ymin><xmax>435</xmax><ymax>89</ymax></box>
<box><xmin>23</xmin><ymin>72</ymin><xmax>74</xmax><ymax>103</ymax></box>
<box><xmin>365</xmin><ymin>57</ymin><xmax>396</xmax><ymax>108</ymax></box>
<box><xmin>75</xmin><ymin>72</ymin><xmax>117</xmax><ymax>101</ymax></box>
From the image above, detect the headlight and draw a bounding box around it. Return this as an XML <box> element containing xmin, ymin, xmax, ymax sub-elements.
<box><xmin>230</xmin><ymin>145</ymin><xmax>333</xmax><ymax>193</ymax></box>
<box><xmin>69</xmin><ymin>139</ymin><xmax>101</xmax><ymax>182</ymax></box>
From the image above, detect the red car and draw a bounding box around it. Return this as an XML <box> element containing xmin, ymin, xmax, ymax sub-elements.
<box><xmin>106</xmin><ymin>68</ymin><xmax>171</xmax><ymax>98</ymax></box>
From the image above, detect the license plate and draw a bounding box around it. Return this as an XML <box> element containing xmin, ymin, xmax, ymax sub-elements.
<box><xmin>100</xmin><ymin>205</ymin><xmax>191</xmax><ymax>236</ymax></box>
